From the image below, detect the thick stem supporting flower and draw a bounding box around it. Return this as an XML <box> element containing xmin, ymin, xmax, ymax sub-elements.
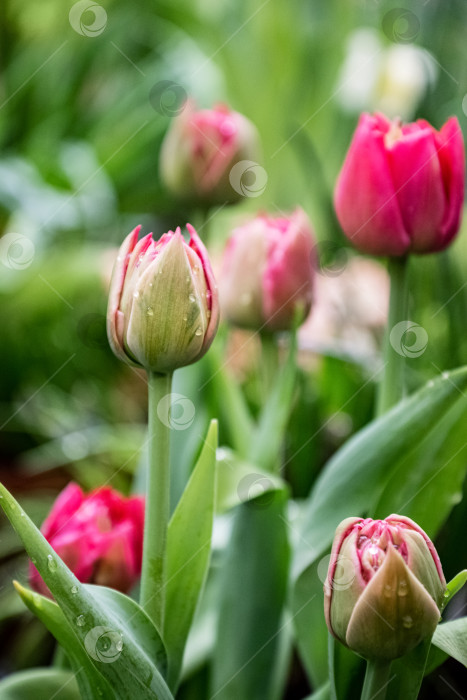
<box><xmin>260</xmin><ymin>331</ymin><xmax>280</xmax><ymax>397</ymax></box>
<box><xmin>361</xmin><ymin>659</ymin><xmax>392</xmax><ymax>700</ymax></box>
<box><xmin>376</xmin><ymin>256</ymin><xmax>409</xmax><ymax>416</ymax></box>
<box><xmin>141</xmin><ymin>371</ymin><xmax>173</xmax><ymax>631</ymax></box>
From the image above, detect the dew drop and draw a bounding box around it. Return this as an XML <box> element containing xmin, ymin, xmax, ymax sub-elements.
<box><xmin>402</xmin><ymin>615</ymin><xmax>413</xmax><ymax>629</ymax></box>
<box><xmin>133</xmin><ymin>291</ymin><xmax>140</xmax><ymax>299</ymax></box>
<box><xmin>189</xmin><ymin>294</ymin><xmax>196</xmax><ymax>303</ymax></box>
<box><xmin>116</xmin><ymin>640</ymin><xmax>123</xmax><ymax>652</ymax></box>
<box><xmin>97</xmin><ymin>689</ymin><xmax>104</xmax><ymax>697</ymax></box>
<box><xmin>397</xmin><ymin>580</ymin><xmax>408</xmax><ymax>597</ymax></box>
<box><xmin>47</xmin><ymin>555</ymin><xmax>57</xmax><ymax>572</ymax></box>
<box><xmin>383</xmin><ymin>584</ymin><xmax>393</xmax><ymax>598</ymax></box>
<box><xmin>427</xmin><ymin>380</ymin><xmax>435</xmax><ymax>388</ymax></box>
<box><xmin>31</xmin><ymin>558</ymin><xmax>37</xmax><ymax>565</ymax></box>
<box><xmin>0</xmin><ymin>493</ymin><xmax>3</xmax><ymax>499</ymax></box>
<box><xmin>443</xmin><ymin>591</ymin><xmax>450</xmax><ymax>599</ymax></box>
<box><xmin>146</xmin><ymin>307</ymin><xmax>154</xmax><ymax>317</ymax></box>
<box><xmin>76</xmin><ymin>614</ymin><xmax>86</xmax><ymax>627</ymax></box>
<box><xmin>183</xmin><ymin>315</ymin><xmax>188</xmax><ymax>322</ymax></box>
<box><xmin>71</xmin><ymin>585</ymin><xmax>78</xmax><ymax>595</ymax></box>
<box><xmin>149</xmin><ymin>282</ymin><xmax>153</xmax><ymax>288</ymax></box>
<box><xmin>195</xmin><ymin>327</ymin><xmax>203</xmax><ymax>337</ymax></box>
<box><xmin>442</xmin><ymin>371</ymin><xmax>449</xmax><ymax>380</ymax></box>
<box><xmin>186</xmin><ymin>275</ymin><xmax>191</xmax><ymax>283</ymax></box>
<box><xmin>193</xmin><ymin>265</ymin><xmax>199</xmax><ymax>275</ymax></box>
<box><xmin>20</xmin><ymin>511</ymin><xmax>25</xmax><ymax>517</ymax></box>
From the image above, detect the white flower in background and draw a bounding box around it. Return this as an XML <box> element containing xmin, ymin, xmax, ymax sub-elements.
<box><xmin>336</xmin><ymin>28</ymin><xmax>438</xmax><ymax>120</ymax></box>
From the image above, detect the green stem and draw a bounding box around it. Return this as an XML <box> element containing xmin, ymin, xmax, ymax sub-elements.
<box><xmin>260</xmin><ymin>331</ymin><xmax>279</xmax><ymax>397</ymax></box>
<box><xmin>361</xmin><ymin>659</ymin><xmax>392</xmax><ymax>700</ymax></box>
<box><xmin>140</xmin><ymin>371</ymin><xmax>173</xmax><ymax>631</ymax></box>
<box><xmin>376</xmin><ymin>256</ymin><xmax>409</xmax><ymax>416</ymax></box>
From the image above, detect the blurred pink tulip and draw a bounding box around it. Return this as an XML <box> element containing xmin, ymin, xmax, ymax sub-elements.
<box><xmin>107</xmin><ymin>224</ymin><xmax>219</xmax><ymax>374</ymax></box>
<box><xmin>220</xmin><ymin>209</ymin><xmax>316</xmax><ymax>332</ymax></box>
<box><xmin>324</xmin><ymin>514</ymin><xmax>446</xmax><ymax>660</ymax></box>
<box><xmin>334</xmin><ymin>113</ymin><xmax>465</xmax><ymax>256</ymax></box>
<box><xmin>160</xmin><ymin>100</ymin><xmax>261</xmax><ymax>205</ymax></box>
<box><xmin>30</xmin><ymin>484</ymin><xmax>145</xmax><ymax>596</ymax></box>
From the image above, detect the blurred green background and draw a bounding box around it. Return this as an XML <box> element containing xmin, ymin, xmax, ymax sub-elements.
<box><xmin>1</xmin><ymin>0</ymin><xmax>467</xmax><ymax>694</ymax></box>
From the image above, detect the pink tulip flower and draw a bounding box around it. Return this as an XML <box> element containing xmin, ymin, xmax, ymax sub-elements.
<box><xmin>30</xmin><ymin>483</ymin><xmax>145</xmax><ymax>596</ymax></box>
<box><xmin>334</xmin><ymin>113</ymin><xmax>465</xmax><ymax>256</ymax></box>
<box><xmin>160</xmin><ymin>100</ymin><xmax>261</xmax><ymax>205</ymax></box>
<box><xmin>107</xmin><ymin>224</ymin><xmax>219</xmax><ymax>374</ymax></box>
<box><xmin>324</xmin><ymin>514</ymin><xmax>446</xmax><ymax>660</ymax></box>
<box><xmin>220</xmin><ymin>208</ymin><xmax>316</xmax><ymax>332</ymax></box>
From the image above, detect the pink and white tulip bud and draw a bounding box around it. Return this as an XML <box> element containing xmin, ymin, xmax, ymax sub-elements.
<box><xmin>107</xmin><ymin>224</ymin><xmax>219</xmax><ymax>374</ymax></box>
<box><xmin>220</xmin><ymin>209</ymin><xmax>316</xmax><ymax>332</ymax></box>
<box><xmin>160</xmin><ymin>100</ymin><xmax>261</xmax><ymax>205</ymax></box>
<box><xmin>334</xmin><ymin>113</ymin><xmax>465</xmax><ymax>256</ymax></box>
<box><xmin>324</xmin><ymin>515</ymin><xmax>446</xmax><ymax>661</ymax></box>
<box><xmin>30</xmin><ymin>484</ymin><xmax>145</xmax><ymax>596</ymax></box>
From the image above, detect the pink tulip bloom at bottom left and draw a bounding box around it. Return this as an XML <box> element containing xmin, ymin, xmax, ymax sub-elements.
<box><xmin>29</xmin><ymin>483</ymin><xmax>145</xmax><ymax>596</ymax></box>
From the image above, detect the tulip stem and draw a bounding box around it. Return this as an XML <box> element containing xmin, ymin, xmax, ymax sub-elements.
<box><xmin>361</xmin><ymin>659</ymin><xmax>392</xmax><ymax>700</ymax></box>
<box><xmin>141</xmin><ymin>371</ymin><xmax>173</xmax><ymax>632</ymax></box>
<box><xmin>260</xmin><ymin>332</ymin><xmax>279</xmax><ymax>397</ymax></box>
<box><xmin>376</xmin><ymin>256</ymin><xmax>409</xmax><ymax>416</ymax></box>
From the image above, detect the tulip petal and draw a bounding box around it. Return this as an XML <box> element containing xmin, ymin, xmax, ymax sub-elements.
<box><xmin>187</xmin><ymin>223</ymin><xmax>220</xmax><ymax>354</ymax></box>
<box><xmin>433</xmin><ymin>116</ymin><xmax>465</xmax><ymax>249</ymax></box>
<box><xmin>385</xmin><ymin>125</ymin><xmax>446</xmax><ymax>252</ymax></box>
<box><xmin>334</xmin><ymin>113</ymin><xmax>410</xmax><ymax>256</ymax></box>
<box><xmin>345</xmin><ymin>545</ymin><xmax>440</xmax><ymax>660</ymax></box>
<box><xmin>262</xmin><ymin>208</ymin><xmax>315</xmax><ymax>331</ymax></box>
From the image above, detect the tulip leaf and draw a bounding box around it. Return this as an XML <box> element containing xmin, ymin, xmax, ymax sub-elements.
<box><xmin>0</xmin><ymin>481</ymin><xmax>173</xmax><ymax>700</ymax></box>
<box><xmin>371</xmin><ymin>395</ymin><xmax>467</xmax><ymax>538</ymax></box>
<box><xmin>248</xmin><ymin>330</ymin><xmax>298</xmax><ymax>472</ymax></box>
<box><xmin>444</xmin><ymin>569</ymin><xmax>467</xmax><ymax>606</ymax></box>
<box><xmin>211</xmin><ymin>489</ymin><xmax>290</xmax><ymax>700</ymax></box>
<box><xmin>0</xmin><ymin>668</ymin><xmax>81</xmax><ymax>699</ymax></box>
<box><xmin>13</xmin><ymin>581</ymin><xmax>113</xmax><ymax>700</ymax></box>
<box><xmin>294</xmin><ymin>367</ymin><xmax>467</xmax><ymax>579</ymax></box>
<box><xmin>304</xmin><ymin>684</ymin><xmax>331</xmax><ymax>700</ymax></box>
<box><xmin>215</xmin><ymin>447</ymin><xmax>286</xmax><ymax>513</ymax></box>
<box><xmin>432</xmin><ymin>617</ymin><xmax>467</xmax><ymax>667</ymax></box>
<box><xmin>164</xmin><ymin>420</ymin><xmax>218</xmax><ymax>688</ymax></box>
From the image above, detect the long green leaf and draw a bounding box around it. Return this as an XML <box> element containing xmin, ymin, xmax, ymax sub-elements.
<box><xmin>0</xmin><ymin>482</ymin><xmax>173</xmax><ymax>700</ymax></box>
<box><xmin>295</xmin><ymin>367</ymin><xmax>467</xmax><ymax>579</ymax></box>
<box><xmin>14</xmin><ymin>581</ymin><xmax>114</xmax><ymax>700</ymax></box>
<box><xmin>432</xmin><ymin>618</ymin><xmax>467</xmax><ymax>666</ymax></box>
<box><xmin>0</xmin><ymin>668</ymin><xmax>80</xmax><ymax>699</ymax></box>
<box><xmin>164</xmin><ymin>420</ymin><xmax>218</xmax><ymax>688</ymax></box>
<box><xmin>211</xmin><ymin>490</ymin><xmax>290</xmax><ymax>700</ymax></box>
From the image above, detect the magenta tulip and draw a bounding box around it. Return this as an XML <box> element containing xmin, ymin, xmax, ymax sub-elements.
<box><xmin>220</xmin><ymin>208</ymin><xmax>316</xmax><ymax>332</ymax></box>
<box><xmin>30</xmin><ymin>484</ymin><xmax>145</xmax><ymax>596</ymax></box>
<box><xmin>334</xmin><ymin>113</ymin><xmax>465</xmax><ymax>256</ymax></box>
<box><xmin>107</xmin><ymin>224</ymin><xmax>219</xmax><ymax>374</ymax></box>
<box><xmin>324</xmin><ymin>515</ymin><xmax>446</xmax><ymax>660</ymax></box>
<box><xmin>160</xmin><ymin>100</ymin><xmax>261</xmax><ymax>205</ymax></box>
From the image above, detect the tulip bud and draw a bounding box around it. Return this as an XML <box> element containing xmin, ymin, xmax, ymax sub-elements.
<box><xmin>160</xmin><ymin>100</ymin><xmax>261</xmax><ymax>205</ymax></box>
<box><xmin>324</xmin><ymin>515</ymin><xmax>446</xmax><ymax>661</ymax></box>
<box><xmin>334</xmin><ymin>113</ymin><xmax>465</xmax><ymax>256</ymax></box>
<box><xmin>30</xmin><ymin>484</ymin><xmax>145</xmax><ymax>596</ymax></box>
<box><xmin>107</xmin><ymin>224</ymin><xmax>219</xmax><ymax>374</ymax></box>
<box><xmin>220</xmin><ymin>208</ymin><xmax>316</xmax><ymax>332</ymax></box>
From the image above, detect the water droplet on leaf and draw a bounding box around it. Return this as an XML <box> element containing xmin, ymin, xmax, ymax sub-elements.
<box><xmin>76</xmin><ymin>614</ymin><xmax>86</xmax><ymax>627</ymax></box>
<box><xmin>47</xmin><ymin>555</ymin><xmax>57</xmax><ymax>572</ymax></box>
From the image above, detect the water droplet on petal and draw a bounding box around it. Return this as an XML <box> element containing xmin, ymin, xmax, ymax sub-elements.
<box><xmin>384</xmin><ymin>584</ymin><xmax>393</xmax><ymax>598</ymax></box>
<box><xmin>189</xmin><ymin>294</ymin><xmax>196</xmax><ymax>303</ymax></box>
<box><xmin>195</xmin><ymin>327</ymin><xmax>203</xmax><ymax>337</ymax></box>
<box><xmin>402</xmin><ymin>615</ymin><xmax>413</xmax><ymax>629</ymax></box>
<box><xmin>147</xmin><ymin>307</ymin><xmax>154</xmax><ymax>317</ymax></box>
<box><xmin>76</xmin><ymin>614</ymin><xmax>86</xmax><ymax>627</ymax></box>
<box><xmin>133</xmin><ymin>291</ymin><xmax>140</xmax><ymax>299</ymax></box>
<box><xmin>183</xmin><ymin>315</ymin><xmax>188</xmax><ymax>322</ymax></box>
<box><xmin>47</xmin><ymin>555</ymin><xmax>57</xmax><ymax>572</ymax></box>
<box><xmin>397</xmin><ymin>580</ymin><xmax>408</xmax><ymax>597</ymax></box>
